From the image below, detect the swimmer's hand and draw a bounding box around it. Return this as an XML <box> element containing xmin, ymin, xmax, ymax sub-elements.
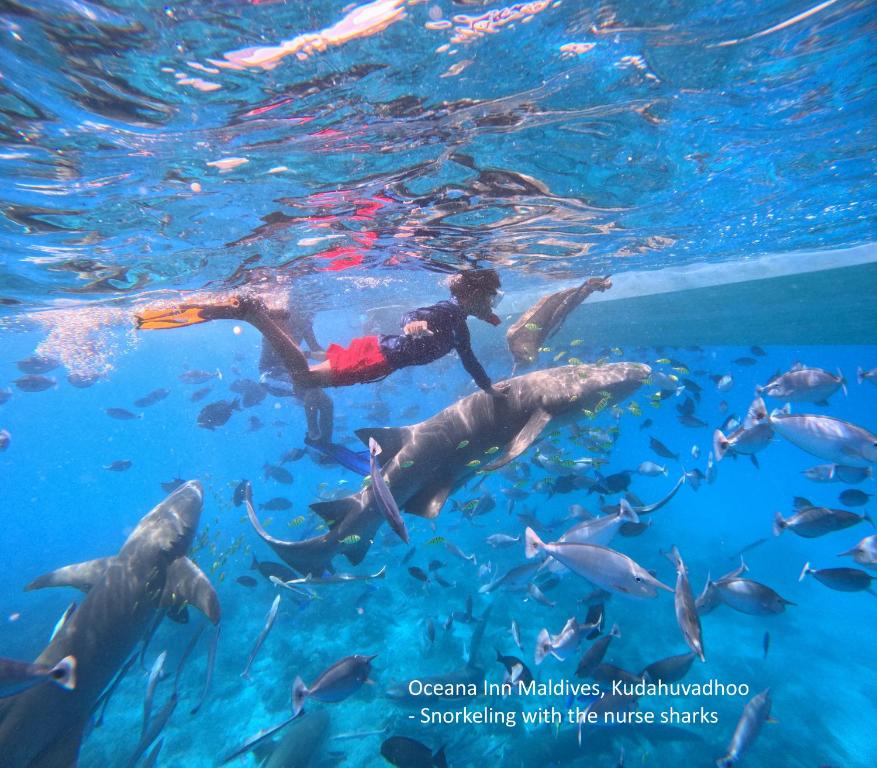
<box><xmin>487</xmin><ymin>383</ymin><xmax>510</xmax><ymax>399</ymax></box>
<box><xmin>403</xmin><ymin>320</ymin><xmax>433</xmax><ymax>337</ymax></box>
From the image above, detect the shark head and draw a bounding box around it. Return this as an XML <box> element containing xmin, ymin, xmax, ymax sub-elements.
<box><xmin>514</xmin><ymin>362</ymin><xmax>651</xmax><ymax>418</ymax></box>
<box><xmin>122</xmin><ymin>480</ymin><xmax>204</xmax><ymax>561</ymax></box>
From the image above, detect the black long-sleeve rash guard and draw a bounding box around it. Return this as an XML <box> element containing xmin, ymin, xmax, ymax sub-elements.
<box><xmin>378</xmin><ymin>299</ymin><xmax>492</xmax><ymax>390</ymax></box>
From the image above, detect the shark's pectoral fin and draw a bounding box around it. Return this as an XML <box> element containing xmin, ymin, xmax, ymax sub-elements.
<box><xmin>404</xmin><ymin>481</ymin><xmax>454</xmax><ymax>519</ymax></box>
<box><xmin>483</xmin><ymin>408</ymin><xmax>553</xmax><ymax>471</ymax></box>
<box><xmin>162</xmin><ymin>557</ymin><xmax>221</xmax><ymax>625</ymax></box>
<box><xmin>354</xmin><ymin>426</ymin><xmax>409</xmax><ymax>462</ymax></box>
<box><xmin>26</xmin><ymin>556</ymin><xmax>115</xmax><ymax>593</ymax></box>
<box><xmin>32</xmin><ymin>725</ymin><xmax>83</xmax><ymax>767</ymax></box>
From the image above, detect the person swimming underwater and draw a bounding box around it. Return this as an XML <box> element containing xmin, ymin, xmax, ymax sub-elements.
<box><xmin>137</xmin><ymin>269</ymin><xmax>508</xmax><ymax>441</ymax></box>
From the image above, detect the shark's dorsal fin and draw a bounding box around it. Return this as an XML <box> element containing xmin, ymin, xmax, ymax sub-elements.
<box><xmin>404</xmin><ymin>480</ymin><xmax>455</xmax><ymax>519</ymax></box>
<box><xmin>354</xmin><ymin>427</ymin><xmax>408</xmax><ymax>462</ymax></box>
<box><xmin>25</xmin><ymin>556</ymin><xmax>114</xmax><ymax>593</ymax></box>
<box><xmin>483</xmin><ymin>408</ymin><xmax>553</xmax><ymax>471</ymax></box>
<box><xmin>161</xmin><ymin>557</ymin><xmax>221</xmax><ymax>625</ymax></box>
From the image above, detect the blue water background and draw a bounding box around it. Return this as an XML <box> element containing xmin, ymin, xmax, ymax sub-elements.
<box><xmin>1</xmin><ymin>0</ymin><xmax>876</xmax><ymax>765</ymax></box>
<box><xmin>2</xmin><ymin>312</ymin><xmax>875</xmax><ymax>765</ymax></box>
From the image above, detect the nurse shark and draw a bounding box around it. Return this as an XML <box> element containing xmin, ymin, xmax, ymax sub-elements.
<box><xmin>0</xmin><ymin>481</ymin><xmax>219</xmax><ymax>768</ymax></box>
<box><xmin>247</xmin><ymin>362</ymin><xmax>650</xmax><ymax>575</ymax></box>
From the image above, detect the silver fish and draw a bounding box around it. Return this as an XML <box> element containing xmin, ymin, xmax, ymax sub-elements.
<box><xmin>49</xmin><ymin>603</ymin><xmax>77</xmax><ymax>642</ymax></box>
<box><xmin>801</xmin><ymin>463</ymin><xmax>873</xmax><ymax>483</ymax></box>
<box><xmin>798</xmin><ymin>562</ymin><xmax>875</xmax><ymax>592</ymax></box>
<box><xmin>575</xmin><ymin>624</ymin><xmax>621</xmax><ymax>678</ymax></box>
<box><xmin>769</xmin><ymin>408</ymin><xmax>877</xmax><ymax>467</ymax></box>
<box><xmin>666</xmin><ymin>546</ymin><xmax>705</xmax><ymax>661</ymax></box>
<box><xmin>637</xmin><ymin>461</ymin><xmax>667</xmax><ymax>476</ymax></box>
<box><xmin>717</xmin><ymin>688</ymin><xmax>771</xmax><ymax>767</ymax></box>
<box><xmin>242</xmin><ymin>595</ymin><xmax>280</xmax><ymax>679</ymax></box>
<box><xmin>524</xmin><ymin>527</ymin><xmax>672</xmax><ymax>598</ymax></box>
<box><xmin>773</xmin><ymin>506</ymin><xmax>871</xmax><ymax>538</ymax></box>
<box><xmin>639</xmin><ymin>651</ymin><xmax>696</xmax><ymax>684</ymax></box>
<box><xmin>526</xmin><ymin>582</ymin><xmax>555</xmax><ymax>607</ymax></box>
<box><xmin>292</xmin><ymin>654</ymin><xmax>376</xmax><ymax>716</ymax></box>
<box><xmin>713</xmin><ymin>578</ymin><xmax>795</xmax><ymax>615</ymax></box>
<box><xmin>478</xmin><ymin>561</ymin><xmax>539</xmax><ymax>594</ymax></box>
<box><xmin>142</xmin><ymin>651</ymin><xmax>167</xmax><ymax>737</ymax></box>
<box><xmin>0</xmin><ymin>655</ymin><xmax>76</xmax><ymax>698</ymax></box>
<box><xmin>369</xmin><ymin>438</ymin><xmax>409</xmax><ymax>544</ymax></box>
<box><xmin>558</xmin><ymin>500</ymin><xmax>639</xmax><ymax>547</ymax></box>
<box><xmin>535</xmin><ymin>617</ymin><xmax>597</xmax><ymax>665</ymax></box>
<box><xmin>510</xmin><ymin>619</ymin><xmax>523</xmax><ymax>651</ymax></box>
<box><xmin>218</xmin><ymin>714</ymin><xmax>298</xmax><ymax>766</ymax></box>
<box><xmin>713</xmin><ymin>397</ymin><xmax>772</xmax><ymax>461</ymax></box>
<box><xmin>757</xmin><ymin>365</ymin><xmax>845</xmax><ymax>403</ymax></box>
<box><xmin>838</xmin><ymin>534</ymin><xmax>877</xmax><ymax>570</ymax></box>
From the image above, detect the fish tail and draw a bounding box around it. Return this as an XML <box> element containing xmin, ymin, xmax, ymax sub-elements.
<box><xmin>524</xmin><ymin>527</ymin><xmax>543</xmax><ymax>559</ymax></box>
<box><xmin>291</xmin><ymin>676</ymin><xmax>308</xmax><ymax>716</ymax></box>
<box><xmin>433</xmin><ymin>745</ymin><xmax>448</xmax><ymax>768</ymax></box>
<box><xmin>797</xmin><ymin>562</ymin><xmax>812</xmax><ymax>582</ymax></box>
<box><xmin>534</xmin><ymin>628</ymin><xmax>551</xmax><ymax>666</ymax></box>
<box><xmin>712</xmin><ymin>429</ymin><xmax>729</xmax><ymax>462</ymax></box>
<box><xmin>663</xmin><ymin>545</ymin><xmax>682</xmax><ymax>568</ymax></box>
<box><xmin>857</xmin><ymin>367</ymin><xmax>865</xmax><ymax>385</ymax></box>
<box><xmin>618</xmin><ymin>499</ymin><xmax>640</xmax><ymax>524</ymax></box>
<box><xmin>609</xmin><ymin>623</ymin><xmax>621</xmax><ymax>639</ymax></box>
<box><xmin>772</xmin><ymin>512</ymin><xmax>786</xmax><ymax>536</ymax></box>
<box><xmin>864</xmin><ymin>512</ymin><xmax>874</xmax><ymax>527</ymax></box>
<box><xmin>51</xmin><ymin>655</ymin><xmax>77</xmax><ymax>691</ymax></box>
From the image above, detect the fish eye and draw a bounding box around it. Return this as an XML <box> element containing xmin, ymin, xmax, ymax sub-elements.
<box><xmin>634</xmin><ymin>576</ymin><xmax>642</xmax><ymax>582</ymax></box>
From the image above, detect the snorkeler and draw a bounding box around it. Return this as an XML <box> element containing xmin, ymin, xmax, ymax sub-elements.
<box><xmin>137</xmin><ymin>268</ymin><xmax>508</xmax><ymax>437</ymax></box>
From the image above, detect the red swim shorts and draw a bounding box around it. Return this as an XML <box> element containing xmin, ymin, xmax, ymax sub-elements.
<box><xmin>325</xmin><ymin>335</ymin><xmax>394</xmax><ymax>386</ymax></box>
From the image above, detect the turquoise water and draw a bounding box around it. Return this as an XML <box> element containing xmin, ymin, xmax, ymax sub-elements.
<box><xmin>1</xmin><ymin>1</ymin><xmax>876</xmax><ymax>767</ymax></box>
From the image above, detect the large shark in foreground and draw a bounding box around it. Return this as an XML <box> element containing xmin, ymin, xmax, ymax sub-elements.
<box><xmin>0</xmin><ymin>481</ymin><xmax>219</xmax><ymax>768</ymax></box>
<box><xmin>247</xmin><ymin>363</ymin><xmax>650</xmax><ymax>574</ymax></box>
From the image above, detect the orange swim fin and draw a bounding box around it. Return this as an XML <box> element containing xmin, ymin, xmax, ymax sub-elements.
<box><xmin>136</xmin><ymin>299</ymin><xmax>241</xmax><ymax>330</ymax></box>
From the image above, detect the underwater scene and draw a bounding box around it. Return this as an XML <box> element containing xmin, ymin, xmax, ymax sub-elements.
<box><xmin>0</xmin><ymin>1</ymin><xmax>875</xmax><ymax>767</ymax></box>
